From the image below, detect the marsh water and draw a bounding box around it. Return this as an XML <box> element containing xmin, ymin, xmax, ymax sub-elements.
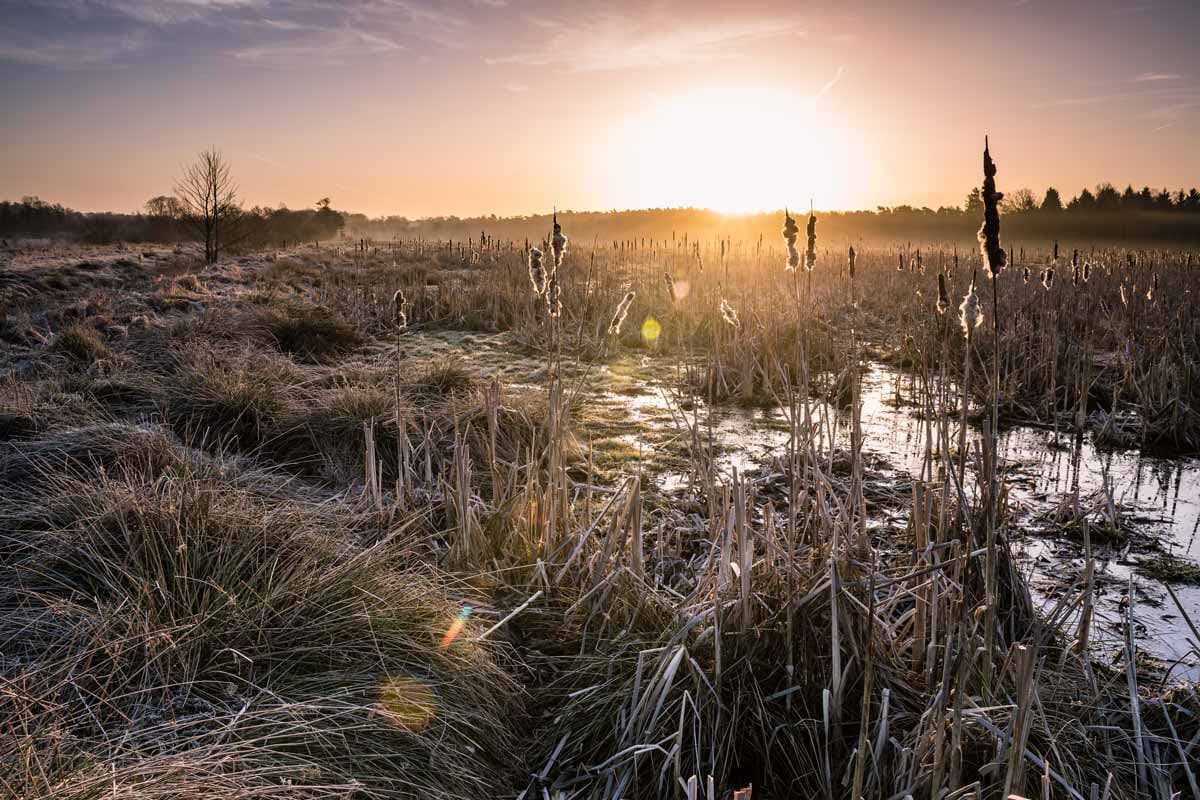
<box><xmin>404</xmin><ymin>330</ymin><xmax>1198</xmax><ymax>677</ymax></box>
<box><xmin>592</xmin><ymin>360</ymin><xmax>1200</xmax><ymax>678</ymax></box>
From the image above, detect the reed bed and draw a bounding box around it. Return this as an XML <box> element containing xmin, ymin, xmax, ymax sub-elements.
<box><xmin>1</xmin><ymin>150</ymin><xmax>1199</xmax><ymax>799</ymax></box>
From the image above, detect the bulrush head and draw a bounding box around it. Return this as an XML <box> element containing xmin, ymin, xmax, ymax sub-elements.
<box><xmin>393</xmin><ymin>289</ymin><xmax>408</xmax><ymax>331</ymax></box>
<box><xmin>783</xmin><ymin>209</ymin><xmax>800</xmax><ymax>272</ymax></box>
<box><xmin>848</xmin><ymin>246</ymin><xmax>856</xmax><ymax>279</ymax></box>
<box><xmin>608</xmin><ymin>291</ymin><xmax>635</xmax><ymax>336</ymax></box>
<box><xmin>978</xmin><ymin>137</ymin><xmax>1007</xmax><ymax>277</ymax></box>
<box><xmin>528</xmin><ymin>247</ymin><xmax>546</xmax><ymax>296</ymax></box>
<box><xmin>959</xmin><ymin>280</ymin><xmax>983</xmax><ymax>337</ymax></box>
<box><xmin>804</xmin><ymin>208</ymin><xmax>817</xmax><ymax>272</ymax></box>
<box><xmin>551</xmin><ymin>211</ymin><xmax>568</xmax><ymax>269</ymax></box>
<box><xmin>720</xmin><ymin>298</ymin><xmax>740</xmax><ymax>328</ymax></box>
<box><xmin>1041</xmin><ymin>266</ymin><xmax>1055</xmax><ymax>290</ymax></box>
<box><xmin>546</xmin><ymin>272</ymin><xmax>562</xmax><ymax>318</ymax></box>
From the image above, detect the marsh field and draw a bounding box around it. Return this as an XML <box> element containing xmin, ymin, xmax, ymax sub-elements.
<box><xmin>2</xmin><ymin>208</ymin><xmax>1199</xmax><ymax>799</ymax></box>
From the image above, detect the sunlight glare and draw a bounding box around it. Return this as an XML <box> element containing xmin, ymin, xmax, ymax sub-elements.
<box><xmin>619</xmin><ymin>86</ymin><xmax>862</xmax><ymax>214</ymax></box>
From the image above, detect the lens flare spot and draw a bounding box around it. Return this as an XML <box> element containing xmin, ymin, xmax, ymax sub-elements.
<box><xmin>440</xmin><ymin>605</ymin><xmax>472</xmax><ymax>650</ymax></box>
<box><xmin>641</xmin><ymin>316</ymin><xmax>661</xmax><ymax>343</ymax></box>
<box><xmin>376</xmin><ymin>677</ymin><xmax>438</xmax><ymax>731</ymax></box>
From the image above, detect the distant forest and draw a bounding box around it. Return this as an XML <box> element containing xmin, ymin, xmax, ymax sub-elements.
<box><xmin>5</xmin><ymin>183</ymin><xmax>1200</xmax><ymax>250</ymax></box>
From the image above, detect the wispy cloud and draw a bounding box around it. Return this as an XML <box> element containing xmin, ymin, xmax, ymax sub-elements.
<box><xmin>487</xmin><ymin>14</ymin><xmax>801</xmax><ymax>72</ymax></box>
<box><xmin>233</xmin><ymin>27</ymin><xmax>403</xmax><ymax>67</ymax></box>
<box><xmin>0</xmin><ymin>28</ymin><xmax>148</xmax><ymax>67</ymax></box>
<box><xmin>1134</xmin><ymin>72</ymin><xmax>1184</xmax><ymax>82</ymax></box>
<box><xmin>815</xmin><ymin>65</ymin><xmax>845</xmax><ymax>100</ymax></box>
<box><xmin>99</xmin><ymin>0</ymin><xmax>267</xmax><ymax>26</ymax></box>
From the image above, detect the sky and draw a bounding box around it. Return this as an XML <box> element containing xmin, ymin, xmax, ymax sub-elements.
<box><xmin>1</xmin><ymin>0</ymin><xmax>1198</xmax><ymax>218</ymax></box>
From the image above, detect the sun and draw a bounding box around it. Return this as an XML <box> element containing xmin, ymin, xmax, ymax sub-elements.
<box><xmin>617</xmin><ymin>85</ymin><xmax>862</xmax><ymax>214</ymax></box>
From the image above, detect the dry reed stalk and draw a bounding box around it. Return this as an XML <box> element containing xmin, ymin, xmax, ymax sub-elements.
<box><xmin>608</xmin><ymin>291</ymin><xmax>635</xmax><ymax>336</ymax></box>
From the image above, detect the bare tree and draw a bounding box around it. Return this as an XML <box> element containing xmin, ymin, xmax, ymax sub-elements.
<box><xmin>175</xmin><ymin>148</ymin><xmax>239</xmax><ymax>263</ymax></box>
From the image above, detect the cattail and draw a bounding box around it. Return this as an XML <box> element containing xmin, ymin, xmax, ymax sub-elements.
<box><xmin>551</xmin><ymin>212</ymin><xmax>567</xmax><ymax>269</ymax></box>
<box><xmin>959</xmin><ymin>281</ymin><xmax>983</xmax><ymax>337</ymax></box>
<box><xmin>897</xmin><ymin>252</ymin><xmax>905</xmax><ymax>272</ymax></box>
<box><xmin>720</xmin><ymin>298</ymin><xmax>740</xmax><ymax>328</ymax></box>
<box><xmin>1120</xmin><ymin>284</ymin><xmax>1129</xmax><ymax>306</ymax></box>
<box><xmin>915</xmin><ymin>249</ymin><xmax>924</xmax><ymax>274</ymax></box>
<box><xmin>978</xmin><ymin>137</ymin><xmax>1007</xmax><ymax>277</ymax></box>
<box><xmin>1022</xmin><ymin>266</ymin><xmax>1030</xmax><ymax>284</ymax></box>
<box><xmin>936</xmin><ymin>272</ymin><xmax>949</xmax><ymax>315</ymax></box>
<box><xmin>546</xmin><ymin>272</ymin><xmax>562</xmax><ymax>318</ymax></box>
<box><xmin>804</xmin><ymin>209</ymin><xmax>817</xmax><ymax>271</ymax></box>
<box><xmin>1082</xmin><ymin>261</ymin><xmax>1091</xmax><ymax>283</ymax></box>
<box><xmin>1041</xmin><ymin>267</ymin><xmax>1055</xmax><ymax>290</ymax></box>
<box><xmin>528</xmin><ymin>247</ymin><xmax>546</xmax><ymax>295</ymax></box>
<box><xmin>1053</xmin><ymin>241</ymin><xmax>1060</xmax><ymax>261</ymax></box>
<box><xmin>608</xmin><ymin>291</ymin><xmax>634</xmax><ymax>336</ymax></box>
<box><xmin>848</xmin><ymin>246</ymin><xmax>856</xmax><ymax>279</ymax></box>
<box><xmin>1071</xmin><ymin>250</ymin><xmax>1081</xmax><ymax>286</ymax></box>
<box><xmin>393</xmin><ymin>289</ymin><xmax>408</xmax><ymax>331</ymax></box>
<box><xmin>783</xmin><ymin>209</ymin><xmax>800</xmax><ymax>272</ymax></box>
<box><xmin>664</xmin><ymin>271</ymin><xmax>677</xmax><ymax>301</ymax></box>
<box><xmin>1146</xmin><ymin>272</ymin><xmax>1158</xmax><ymax>302</ymax></box>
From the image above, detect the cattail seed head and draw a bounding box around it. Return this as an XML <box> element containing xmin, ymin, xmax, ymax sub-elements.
<box><xmin>977</xmin><ymin>137</ymin><xmax>1007</xmax><ymax>277</ymax></box>
<box><xmin>1041</xmin><ymin>267</ymin><xmax>1055</xmax><ymax>290</ymax></box>
<box><xmin>783</xmin><ymin>209</ymin><xmax>800</xmax><ymax>272</ymax></box>
<box><xmin>936</xmin><ymin>272</ymin><xmax>949</xmax><ymax>315</ymax></box>
<box><xmin>528</xmin><ymin>247</ymin><xmax>546</xmax><ymax>296</ymax></box>
<box><xmin>1082</xmin><ymin>261</ymin><xmax>1091</xmax><ymax>283</ymax></box>
<box><xmin>897</xmin><ymin>252</ymin><xmax>905</xmax><ymax>272</ymax></box>
<box><xmin>608</xmin><ymin>291</ymin><xmax>635</xmax><ymax>336</ymax></box>
<box><xmin>848</xmin><ymin>246</ymin><xmax>856</xmax><ymax>279</ymax></box>
<box><xmin>551</xmin><ymin>212</ymin><xmax>568</xmax><ymax>269</ymax></box>
<box><xmin>1022</xmin><ymin>266</ymin><xmax>1030</xmax><ymax>284</ymax></box>
<box><xmin>804</xmin><ymin>210</ymin><xmax>817</xmax><ymax>271</ymax></box>
<box><xmin>720</xmin><ymin>298</ymin><xmax>740</xmax><ymax>328</ymax></box>
<box><xmin>546</xmin><ymin>273</ymin><xmax>562</xmax><ymax>318</ymax></box>
<box><xmin>664</xmin><ymin>271</ymin><xmax>677</xmax><ymax>302</ymax></box>
<box><xmin>393</xmin><ymin>289</ymin><xmax>408</xmax><ymax>331</ymax></box>
<box><xmin>959</xmin><ymin>282</ymin><xmax>983</xmax><ymax>337</ymax></box>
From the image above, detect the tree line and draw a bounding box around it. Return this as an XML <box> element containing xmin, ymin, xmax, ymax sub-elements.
<box><xmin>4</xmin><ymin>147</ymin><xmax>1200</xmax><ymax>254</ymax></box>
